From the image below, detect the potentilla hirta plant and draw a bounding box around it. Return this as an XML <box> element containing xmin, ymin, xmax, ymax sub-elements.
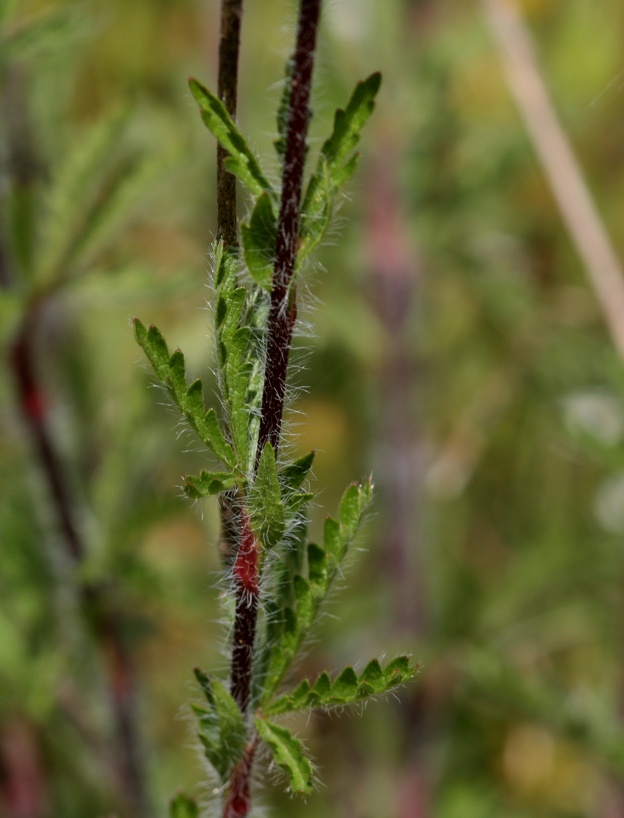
<box><xmin>134</xmin><ymin>1</ymin><xmax>416</xmax><ymax>815</ymax></box>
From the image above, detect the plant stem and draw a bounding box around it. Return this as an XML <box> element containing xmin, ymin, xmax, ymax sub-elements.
<box><xmin>230</xmin><ymin>510</ymin><xmax>260</xmax><ymax>712</ymax></box>
<box><xmin>223</xmin><ymin>3</ymin><xmax>322</xmax><ymax>815</ymax></box>
<box><xmin>258</xmin><ymin>0</ymin><xmax>322</xmax><ymax>457</ymax></box>
<box><xmin>217</xmin><ymin>0</ymin><xmax>244</xmax><ymax>248</ymax></box>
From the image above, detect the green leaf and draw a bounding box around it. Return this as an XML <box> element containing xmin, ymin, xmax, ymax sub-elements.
<box><xmin>324</xmin><ymin>479</ymin><xmax>374</xmax><ymax>564</ymax></box>
<box><xmin>194</xmin><ymin>408</ymin><xmax>237</xmax><ymax>469</ymax></box>
<box><xmin>193</xmin><ymin>670</ymin><xmax>247</xmax><ymax>782</ymax></box>
<box><xmin>332</xmin><ymin>666</ymin><xmax>358</xmax><ymax>699</ymax></box>
<box><xmin>134</xmin><ymin>320</ymin><xmax>170</xmax><ymax>380</ymax></box>
<box><xmin>320</xmin><ymin>72</ymin><xmax>381</xmax><ymax>170</ymax></box>
<box><xmin>250</xmin><ymin>443</ymin><xmax>285</xmax><ymax>550</ymax></box>
<box><xmin>134</xmin><ymin>319</ymin><xmax>237</xmax><ymax>470</ymax></box>
<box><xmin>241</xmin><ymin>192</ymin><xmax>277</xmax><ymax>291</ymax></box>
<box><xmin>307</xmin><ymin>543</ymin><xmax>328</xmax><ymax>601</ymax></box>
<box><xmin>293</xmin><ymin>575</ymin><xmax>313</xmax><ymax>629</ymax></box>
<box><xmin>274</xmin><ymin>58</ymin><xmax>293</xmax><ymax>160</ymax></box>
<box><xmin>169</xmin><ymin>792</ymin><xmax>199</xmax><ymax>818</ymax></box>
<box><xmin>280</xmin><ymin>451</ymin><xmax>315</xmax><ymax>494</ymax></box>
<box><xmin>189</xmin><ymin>78</ymin><xmax>273</xmax><ymax>197</ymax></box>
<box><xmin>339</xmin><ymin>479</ymin><xmax>373</xmax><ymax>542</ymax></box>
<box><xmin>213</xmin><ymin>244</ymin><xmax>258</xmax><ymax>467</ymax></box>
<box><xmin>184</xmin><ymin>471</ymin><xmax>241</xmax><ymax>498</ymax></box>
<box><xmin>257</xmin><ymin>606</ymin><xmax>299</xmax><ymax>702</ymax></box>
<box><xmin>254</xmin><ymin>718</ymin><xmax>313</xmax><ymax>795</ymax></box>
<box><xmin>264</xmin><ymin>656</ymin><xmax>418</xmax><ymax>716</ymax></box>
<box><xmin>299</xmin><ymin>73</ymin><xmax>381</xmax><ymax>263</ymax></box>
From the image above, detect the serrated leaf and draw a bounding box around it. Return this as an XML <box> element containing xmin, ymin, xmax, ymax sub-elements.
<box><xmin>321</xmin><ymin>72</ymin><xmax>381</xmax><ymax>168</ymax></box>
<box><xmin>184</xmin><ymin>471</ymin><xmax>241</xmax><ymax>498</ymax></box>
<box><xmin>189</xmin><ymin>78</ymin><xmax>273</xmax><ymax>197</ymax></box>
<box><xmin>250</xmin><ymin>443</ymin><xmax>285</xmax><ymax>549</ymax></box>
<box><xmin>195</xmin><ymin>408</ymin><xmax>237</xmax><ymax>469</ymax></box>
<box><xmin>193</xmin><ymin>671</ymin><xmax>246</xmax><ymax>782</ymax></box>
<box><xmin>254</xmin><ymin>718</ymin><xmax>313</xmax><ymax>795</ymax></box>
<box><xmin>264</xmin><ymin>657</ymin><xmax>417</xmax><ymax>716</ymax></box>
<box><xmin>299</xmin><ymin>73</ymin><xmax>381</xmax><ymax>264</ymax></box>
<box><xmin>241</xmin><ymin>192</ymin><xmax>277</xmax><ymax>290</ymax></box>
<box><xmin>134</xmin><ymin>319</ymin><xmax>236</xmax><ymax>469</ymax></box>
<box><xmin>169</xmin><ymin>792</ymin><xmax>199</xmax><ymax>818</ymax></box>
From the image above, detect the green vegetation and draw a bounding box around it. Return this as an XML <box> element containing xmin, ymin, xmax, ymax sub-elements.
<box><xmin>3</xmin><ymin>0</ymin><xmax>624</xmax><ymax>817</ymax></box>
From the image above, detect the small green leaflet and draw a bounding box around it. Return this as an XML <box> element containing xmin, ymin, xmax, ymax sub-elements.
<box><xmin>184</xmin><ymin>471</ymin><xmax>241</xmax><ymax>498</ymax></box>
<box><xmin>193</xmin><ymin>669</ymin><xmax>247</xmax><ymax>782</ymax></box>
<box><xmin>169</xmin><ymin>792</ymin><xmax>199</xmax><ymax>818</ymax></box>
<box><xmin>249</xmin><ymin>443</ymin><xmax>285</xmax><ymax>550</ymax></box>
<box><xmin>241</xmin><ymin>192</ymin><xmax>277</xmax><ymax>291</ymax></box>
<box><xmin>134</xmin><ymin>318</ymin><xmax>237</xmax><ymax>470</ymax></box>
<box><xmin>189</xmin><ymin>78</ymin><xmax>274</xmax><ymax>199</ymax></box>
<box><xmin>264</xmin><ymin>656</ymin><xmax>418</xmax><ymax>716</ymax></box>
<box><xmin>298</xmin><ymin>72</ymin><xmax>381</xmax><ymax>264</ymax></box>
<box><xmin>254</xmin><ymin>717</ymin><xmax>313</xmax><ymax>795</ymax></box>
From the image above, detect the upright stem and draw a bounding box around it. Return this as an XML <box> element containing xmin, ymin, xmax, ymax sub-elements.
<box><xmin>223</xmin><ymin>3</ymin><xmax>322</xmax><ymax>816</ymax></box>
<box><xmin>216</xmin><ymin>0</ymin><xmax>244</xmax><ymax>571</ymax></box>
<box><xmin>258</xmin><ymin>0</ymin><xmax>322</xmax><ymax>457</ymax></box>
<box><xmin>217</xmin><ymin>0</ymin><xmax>244</xmax><ymax>248</ymax></box>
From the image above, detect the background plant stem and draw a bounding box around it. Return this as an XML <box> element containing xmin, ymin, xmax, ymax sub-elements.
<box><xmin>217</xmin><ymin>0</ymin><xmax>244</xmax><ymax>248</ymax></box>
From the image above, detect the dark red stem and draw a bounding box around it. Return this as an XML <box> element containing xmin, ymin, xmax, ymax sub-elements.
<box><xmin>257</xmin><ymin>0</ymin><xmax>322</xmax><ymax>457</ymax></box>
<box><xmin>222</xmin><ymin>742</ymin><xmax>257</xmax><ymax>818</ymax></box>
<box><xmin>230</xmin><ymin>511</ymin><xmax>260</xmax><ymax>712</ymax></box>
<box><xmin>217</xmin><ymin>0</ymin><xmax>244</xmax><ymax>248</ymax></box>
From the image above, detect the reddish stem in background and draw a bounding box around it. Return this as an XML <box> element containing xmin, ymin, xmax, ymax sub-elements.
<box><xmin>7</xmin><ymin>315</ymin><xmax>150</xmax><ymax>818</ymax></box>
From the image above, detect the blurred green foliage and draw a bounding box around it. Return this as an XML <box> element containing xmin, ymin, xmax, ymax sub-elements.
<box><xmin>3</xmin><ymin>0</ymin><xmax>624</xmax><ymax>816</ymax></box>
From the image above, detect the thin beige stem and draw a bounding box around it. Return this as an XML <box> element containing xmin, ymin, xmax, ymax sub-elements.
<box><xmin>482</xmin><ymin>0</ymin><xmax>624</xmax><ymax>360</ymax></box>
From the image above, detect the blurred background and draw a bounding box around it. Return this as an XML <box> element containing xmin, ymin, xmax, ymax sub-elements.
<box><xmin>3</xmin><ymin>0</ymin><xmax>624</xmax><ymax>816</ymax></box>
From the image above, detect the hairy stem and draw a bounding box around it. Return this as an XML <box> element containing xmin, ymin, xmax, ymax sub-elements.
<box><xmin>222</xmin><ymin>742</ymin><xmax>257</xmax><ymax>818</ymax></box>
<box><xmin>230</xmin><ymin>511</ymin><xmax>260</xmax><ymax>712</ymax></box>
<box><xmin>223</xmin><ymin>3</ymin><xmax>322</xmax><ymax>815</ymax></box>
<box><xmin>217</xmin><ymin>0</ymin><xmax>244</xmax><ymax>248</ymax></box>
<box><xmin>258</xmin><ymin>0</ymin><xmax>322</xmax><ymax>457</ymax></box>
